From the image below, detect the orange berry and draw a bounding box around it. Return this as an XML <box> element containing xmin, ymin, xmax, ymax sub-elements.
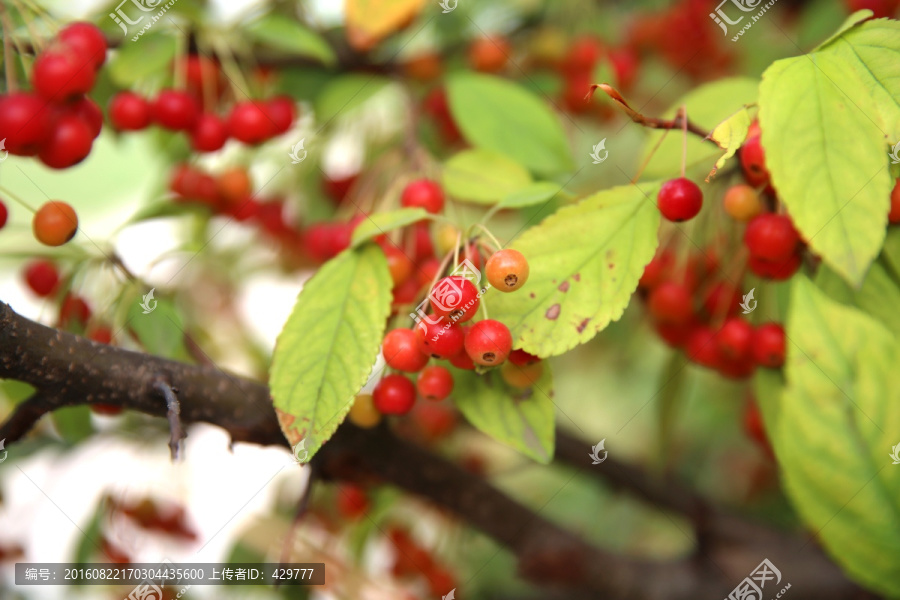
<box><xmin>485</xmin><ymin>249</ymin><xmax>529</xmax><ymax>292</ymax></box>
<box><xmin>723</xmin><ymin>184</ymin><xmax>762</xmax><ymax>222</ymax></box>
<box><xmin>33</xmin><ymin>201</ymin><xmax>78</xmax><ymax>246</ymax></box>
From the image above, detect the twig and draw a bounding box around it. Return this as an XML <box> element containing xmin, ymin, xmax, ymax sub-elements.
<box><xmin>587</xmin><ymin>84</ymin><xmax>714</xmax><ymax>142</ymax></box>
<box><xmin>153</xmin><ymin>379</ymin><xmax>185</xmax><ymax>460</ymax></box>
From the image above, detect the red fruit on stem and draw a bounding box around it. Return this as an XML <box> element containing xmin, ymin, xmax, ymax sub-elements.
<box><xmin>70</xmin><ymin>96</ymin><xmax>103</xmax><ymax>138</ymax></box>
<box><xmin>744</xmin><ymin>214</ymin><xmax>800</xmax><ymax>262</ymax></box>
<box><xmin>59</xmin><ymin>293</ymin><xmax>91</xmax><ymax>329</ymax></box>
<box><xmin>508</xmin><ymin>348</ymin><xmax>540</xmax><ymax>366</ymax></box>
<box><xmin>267</xmin><ymin>96</ymin><xmax>296</xmax><ymax>134</ymax></box>
<box><xmin>412</xmin><ymin>402</ymin><xmax>457</xmax><ymax>440</ymax></box>
<box><xmin>752</xmin><ymin>323</ymin><xmax>785</xmax><ymax>368</ymax></box>
<box><xmin>109</xmin><ymin>92</ymin><xmax>151</xmax><ymax>131</ymax></box>
<box><xmin>702</xmin><ymin>282</ymin><xmax>742</xmax><ymax>319</ymax></box>
<box><xmin>657</xmin><ymin>177</ymin><xmax>703</xmax><ymax>222</ymax></box>
<box><xmin>227</xmin><ymin>101</ymin><xmax>274</xmax><ymax>144</ymax></box>
<box><xmin>464</xmin><ymin>319</ymin><xmax>512</xmax><ymax>366</ymax></box>
<box><xmin>0</xmin><ymin>201</ymin><xmax>7</xmax><ymax>230</ymax></box>
<box><xmin>740</xmin><ymin>135</ymin><xmax>770</xmax><ymax>187</ymax></box>
<box><xmin>383</xmin><ymin>328</ymin><xmax>429</xmax><ymax>373</ymax></box>
<box><xmin>416</xmin><ymin>366</ymin><xmax>454</xmax><ymax>401</ymax></box>
<box><xmin>384</xmin><ymin>245</ymin><xmax>415</xmax><ymax>286</ymax></box>
<box><xmin>32</xmin><ymin>50</ymin><xmax>96</xmax><ymax>101</ymax></box>
<box><xmin>747</xmin><ymin>253</ymin><xmax>802</xmax><ymax>281</ymax></box>
<box><xmin>190</xmin><ymin>114</ymin><xmax>229</xmax><ymax>152</ymax></box>
<box><xmin>890</xmin><ymin>179</ymin><xmax>900</xmax><ymax>224</ymax></box>
<box><xmin>33</xmin><ymin>201</ymin><xmax>79</xmax><ymax>246</ymax></box>
<box><xmin>716</xmin><ymin>317</ymin><xmax>753</xmax><ymax>361</ymax></box>
<box><xmin>416</xmin><ymin>257</ymin><xmax>442</xmax><ymax>288</ymax></box>
<box><xmin>0</xmin><ymin>93</ymin><xmax>53</xmax><ymax>156</ymax></box>
<box><xmin>24</xmin><ymin>260</ymin><xmax>60</xmax><ymax>297</ymax></box>
<box><xmin>88</xmin><ymin>325</ymin><xmax>113</xmax><ymax>345</ymax></box>
<box><xmin>401</xmin><ymin>179</ymin><xmax>445</xmax><ymax>214</ymax></box>
<box><xmin>564</xmin><ymin>36</ymin><xmax>603</xmax><ymax>74</ymax></box>
<box><xmin>58</xmin><ymin>22</ymin><xmax>108</xmax><ymax>69</ymax></box>
<box><xmin>639</xmin><ymin>250</ymin><xmax>675</xmax><ymax>290</ymax></box>
<box><xmin>429</xmin><ymin>276</ymin><xmax>480</xmax><ymax>323</ymax></box>
<box><xmin>648</xmin><ymin>282</ymin><xmax>693</xmax><ymax>324</ymax></box>
<box><xmin>373</xmin><ymin>374</ymin><xmax>417</xmax><ymax>415</ymax></box>
<box><xmin>39</xmin><ymin>114</ymin><xmax>94</xmax><ymax>169</ymax></box>
<box><xmin>336</xmin><ymin>485</ymin><xmax>370</xmax><ymax>520</ymax></box>
<box><xmin>152</xmin><ymin>90</ymin><xmax>200</xmax><ymax>131</ymax></box>
<box><xmin>686</xmin><ymin>325</ymin><xmax>721</xmax><ymax>368</ymax></box>
<box><xmin>416</xmin><ymin>319</ymin><xmax>465</xmax><ymax>358</ymax></box>
<box><xmin>322</xmin><ymin>173</ymin><xmax>359</xmax><ymax>204</ymax></box>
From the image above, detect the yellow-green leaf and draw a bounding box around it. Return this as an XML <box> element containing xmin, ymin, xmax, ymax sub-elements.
<box><xmin>247</xmin><ymin>13</ymin><xmax>337</xmax><ymax>66</ymax></box>
<box><xmin>442</xmin><ymin>149</ymin><xmax>532</xmax><ymax>204</ymax></box>
<box><xmin>351</xmin><ymin>208</ymin><xmax>430</xmax><ymax>246</ymax></box>
<box><xmin>707</xmin><ymin>107</ymin><xmax>752</xmax><ymax>178</ymax></box>
<box><xmin>344</xmin><ymin>0</ymin><xmax>425</xmax><ymax>51</ymax></box>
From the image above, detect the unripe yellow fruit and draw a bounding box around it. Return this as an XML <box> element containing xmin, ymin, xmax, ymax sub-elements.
<box><xmin>348</xmin><ymin>394</ymin><xmax>381</xmax><ymax>428</ymax></box>
<box><xmin>500</xmin><ymin>361</ymin><xmax>544</xmax><ymax>389</ymax></box>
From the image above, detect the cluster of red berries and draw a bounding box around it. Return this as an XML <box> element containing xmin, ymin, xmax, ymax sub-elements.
<box><xmin>388</xmin><ymin>527</ymin><xmax>457</xmax><ymax>597</ymax></box>
<box><xmin>109</xmin><ymin>55</ymin><xmax>295</xmax><ymax>152</ymax></box>
<box><xmin>106</xmin><ymin>495</ymin><xmax>198</xmax><ymax>543</ymax></box>
<box><xmin>0</xmin><ymin>22</ymin><xmax>107</xmax><ymax>169</ymax></box>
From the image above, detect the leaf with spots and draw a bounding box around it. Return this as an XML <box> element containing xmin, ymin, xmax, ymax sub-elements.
<box><xmin>486</xmin><ymin>182</ymin><xmax>661</xmax><ymax>357</ymax></box>
<box><xmin>453</xmin><ymin>365</ymin><xmax>555</xmax><ymax>463</ymax></box>
<box><xmin>269</xmin><ymin>246</ymin><xmax>392</xmax><ymax>461</ymax></box>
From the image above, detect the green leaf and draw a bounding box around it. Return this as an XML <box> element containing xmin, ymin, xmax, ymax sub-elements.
<box><xmin>52</xmin><ymin>406</ymin><xmax>93</xmax><ymax>443</ymax></box>
<box><xmin>247</xmin><ymin>14</ymin><xmax>336</xmax><ymax>65</ymax></box>
<box><xmin>442</xmin><ymin>149</ymin><xmax>532</xmax><ymax>204</ymax></box>
<box><xmin>639</xmin><ymin>77</ymin><xmax>759</xmax><ymax>178</ymax></box>
<box><xmin>759</xmin><ymin>52</ymin><xmax>891</xmax><ymax>286</ymax></box>
<box><xmin>498</xmin><ymin>181</ymin><xmax>564</xmax><ymax>209</ymax></box>
<box><xmin>815</xmin><ymin>262</ymin><xmax>900</xmax><ymax>336</ymax></box>
<box><xmin>107</xmin><ymin>33</ymin><xmax>177</xmax><ymax>87</ymax></box>
<box><xmin>351</xmin><ymin>208</ymin><xmax>430</xmax><ymax>246</ymax></box>
<box><xmin>270</xmin><ymin>246</ymin><xmax>391</xmax><ymax>461</ymax></box>
<box><xmin>487</xmin><ymin>182</ymin><xmax>660</xmax><ymax>357</ymax></box>
<box><xmin>814</xmin><ymin>9</ymin><xmax>873</xmax><ymax>49</ymax></box>
<box><xmin>708</xmin><ymin>107</ymin><xmax>752</xmax><ymax>177</ymax></box>
<box><xmin>127</xmin><ymin>295</ymin><xmax>189</xmax><ymax>360</ymax></box>
<box><xmin>757</xmin><ymin>277</ymin><xmax>900</xmax><ymax>597</ymax></box>
<box><xmin>447</xmin><ymin>72</ymin><xmax>574</xmax><ymax>176</ymax></box>
<box><xmin>315</xmin><ymin>74</ymin><xmax>390</xmax><ymax>125</ymax></box>
<box><xmin>881</xmin><ymin>229</ymin><xmax>900</xmax><ymax>275</ymax></box>
<box><xmin>823</xmin><ymin>19</ymin><xmax>900</xmax><ymax>141</ymax></box>
<box><xmin>453</xmin><ymin>366</ymin><xmax>555</xmax><ymax>463</ymax></box>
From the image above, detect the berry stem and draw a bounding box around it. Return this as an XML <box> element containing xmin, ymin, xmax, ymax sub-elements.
<box><xmin>173</xmin><ymin>28</ymin><xmax>187</xmax><ymax>91</ymax></box>
<box><xmin>587</xmin><ymin>84</ymin><xmax>714</xmax><ymax>141</ymax></box>
<box><xmin>469</xmin><ymin>223</ymin><xmax>502</xmax><ymax>253</ymax></box>
<box><xmin>631</xmin><ymin>127</ymin><xmax>671</xmax><ymax>184</ymax></box>
<box><xmin>0</xmin><ymin>186</ymin><xmax>36</xmax><ymax>214</ymax></box>
<box><xmin>10</xmin><ymin>0</ymin><xmax>42</xmax><ymax>53</ymax></box>
<box><xmin>1</xmin><ymin>8</ymin><xmax>17</xmax><ymax>93</ymax></box>
<box><xmin>680</xmin><ymin>105</ymin><xmax>688</xmax><ymax>178</ymax></box>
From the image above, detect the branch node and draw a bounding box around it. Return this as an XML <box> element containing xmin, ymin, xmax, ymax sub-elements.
<box><xmin>152</xmin><ymin>379</ymin><xmax>186</xmax><ymax>461</ymax></box>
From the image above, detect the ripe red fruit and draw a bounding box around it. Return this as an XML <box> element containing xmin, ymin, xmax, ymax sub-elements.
<box><xmin>322</xmin><ymin>172</ymin><xmax>359</xmax><ymax>204</ymax></box>
<box><xmin>392</xmin><ymin>277</ymin><xmax>421</xmax><ymax>307</ymax></box>
<box><xmin>87</xmin><ymin>325</ymin><xmax>113</xmax><ymax>345</ymax></box>
<box><xmin>69</xmin><ymin>97</ymin><xmax>103</xmax><ymax>139</ymax></box>
<box><xmin>702</xmin><ymin>282</ymin><xmax>741</xmax><ymax>319</ymax></box>
<box><xmin>190</xmin><ymin>114</ymin><xmax>229</xmax><ymax>152</ymax></box>
<box><xmin>0</xmin><ymin>201</ymin><xmax>7</xmax><ymax>230</ymax></box>
<box><xmin>0</xmin><ymin>93</ymin><xmax>53</xmax><ymax>155</ymax></box>
<box><xmin>686</xmin><ymin>325</ymin><xmax>721</xmax><ymax>368</ymax></box>
<box><xmin>752</xmin><ymin>323</ymin><xmax>785</xmax><ymax>368</ymax></box>
<box><xmin>416</xmin><ymin>366</ymin><xmax>454</xmax><ymax>401</ymax></box>
<box><xmin>401</xmin><ymin>179</ymin><xmax>445</xmax><ymax>214</ymax></box>
<box><xmin>890</xmin><ymin>179</ymin><xmax>900</xmax><ymax>224</ymax></box>
<box><xmin>373</xmin><ymin>374</ymin><xmax>417</xmax><ymax>415</ymax></box>
<box><xmin>657</xmin><ymin>177</ymin><xmax>703</xmax><ymax>222</ymax></box>
<box><xmin>384</xmin><ymin>245</ymin><xmax>415</xmax><ymax>286</ymax></box>
<box><xmin>266</xmin><ymin>96</ymin><xmax>296</xmax><ymax>134</ymax></box>
<box><xmin>33</xmin><ymin>201</ymin><xmax>78</xmax><ymax>246</ymax></box>
<box><xmin>412</xmin><ymin>402</ymin><xmax>458</xmax><ymax>441</ymax></box>
<box><xmin>109</xmin><ymin>92</ymin><xmax>151</xmax><ymax>131</ymax></box>
<box><xmin>747</xmin><ymin>253</ymin><xmax>802</xmax><ymax>281</ymax></box>
<box><xmin>508</xmin><ymin>348</ymin><xmax>540</xmax><ymax>366</ymax></box>
<box><xmin>449</xmin><ymin>347</ymin><xmax>476</xmax><ymax>370</ymax></box>
<box><xmin>38</xmin><ymin>114</ymin><xmax>94</xmax><ymax>169</ymax></box>
<box><xmin>744</xmin><ymin>214</ymin><xmax>800</xmax><ymax>262</ymax></box>
<box><xmin>336</xmin><ymin>485</ymin><xmax>370</xmax><ymax>520</ymax></box>
<box><xmin>430</xmin><ymin>276</ymin><xmax>480</xmax><ymax>323</ymax></box>
<box><xmin>227</xmin><ymin>101</ymin><xmax>274</xmax><ymax>144</ymax></box>
<box><xmin>24</xmin><ymin>260</ymin><xmax>60</xmax><ymax>297</ymax></box>
<box><xmin>464</xmin><ymin>319</ymin><xmax>513</xmax><ymax>366</ymax></box>
<box><xmin>182</xmin><ymin>55</ymin><xmax>223</xmax><ymax>100</ymax></box>
<box><xmin>740</xmin><ymin>135</ymin><xmax>770</xmax><ymax>187</ymax></box>
<box><xmin>609</xmin><ymin>47</ymin><xmax>640</xmax><ymax>91</ymax></box>
<box><xmin>152</xmin><ymin>90</ymin><xmax>200</xmax><ymax>131</ymax></box>
<box><xmin>639</xmin><ymin>250</ymin><xmax>675</xmax><ymax>290</ymax></box>
<box><xmin>416</xmin><ymin>257</ymin><xmax>442</xmax><ymax>288</ymax></box>
<box><xmin>216</xmin><ymin>167</ymin><xmax>251</xmax><ymax>209</ymax></box>
<box><xmin>383</xmin><ymin>328</ymin><xmax>429</xmax><ymax>372</ymax></box>
<box><xmin>486</xmin><ymin>249</ymin><xmax>529</xmax><ymax>292</ymax></box>
<box><xmin>648</xmin><ymin>282</ymin><xmax>693</xmax><ymax>324</ymax></box>
<box><xmin>416</xmin><ymin>319</ymin><xmax>465</xmax><ymax>358</ymax></box>
<box><xmin>410</xmin><ymin>221</ymin><xmax>435</xmax><ymax>261</ymax></box>
<box><xmin>716</xmin><ymin>318</ymin><xmax>753</xmax><ymax>361</ymax></box>
<box><xmin>468</xmin><ymin>36</ymin><xmax>510</xmax><ymax>73</ymax></box>
<box><xmin>58</xmin><ymin>22</ymin><xmax>108</xmax><ymax>70</ymax></box>
<box><xmin>58</xmin><ymin>293</ymin><xmax>91</xmax><ymax>329</ymax></box>
<box><xmin>32</xmin><ymin>51</ymin><xmax>97</xmax><ymax>101</ymax></box>
<box><xmin>655</xmin><ymin>319</ymin><xmax>696</xmax><ymax>348</ymax></box>
<box><xmin>564</xmin><ymin>36</ymin><xmax>603</xmax><ymax>74</ymax></box>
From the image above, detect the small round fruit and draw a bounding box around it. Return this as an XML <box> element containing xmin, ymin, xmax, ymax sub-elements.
<box><xmin>70</xmin><ymin>96</ymin><xmax>103</xmax><ymax>139</ymax></box>
<box><xmin>468</xmin><ymin>36</ymin><xmax>510</xmax><ymax>73</ymax></box>
<box><xmin>384</xmin><ymin>245</ymin><xmax>415</xmax><ymax>286</ymax></box>
<box><xmin>744</xmin><ymin>214</ymin><xmax>800</xmax><ymax>262</ymax></box>
<box><xmin>639</xmin><ymin>250</ymin><xmax>675</xmax><ymax>290</ymax></box>
<box><xmin>752</xmin><ymin>323</ymin><xmax>785</xmax><ymax>368</ymax></box>
<box><xmin>58</xmin><ymin>22</ymin><xmax>108</xmax><ymax>69</ymax></box>
<box><xmin>337</xmin><ymin>485</ymin><xmax>370</xmax><ymax>520</ymax></box>
<box><xmin>747</xmin><ymin>254</ymin><xmax>802</xmax><ymax>281</ymax></box>
<box><xmin>109</xmin><ymin>92</ymin><xmax>151</xmax><ymax>131</ymax></box>
<box><xmin>32</xmin><ymin>50</ymin><xmax>96</xmax><ymax>101</ymax></box>
<box><xmin>434</xmin><ymin>223</ymin><xmax>461</xmax><ymax>256</ymax></box>
<box><xmin>716</xmin><ymin>317</ymin><xmax>753</xmax><ymax>361</ymax></box>
<box><xmin>24</xmin><ymin>260</ymin><xmax>60</xmax><ymax>297</ymax></box>
<box><xmin>227</xmin><ymin>101</ymin><xmax>274</xmax><ymax>145</ymax></box>
<box><xmin>429</xmin><ymin>276</ymin><xmax>480</xmax><ymax>323</ymax></box>
<box><xmin>216</xmin><ymin>167</ymin><xmax>251</xmax><ymax>208</ymax></box>
<box><xmin>889</xmin><ymin>179</ymin><xmax>900</xmax><ymax>224</ymax></box>
<box><xmin>373</xmin><ymin>374</ymin><xmax>417</xmax><ymax>415</ymax></box>
<box><xmin>33</xmin><ymin>201</ymin><xmax>78</xmax><ymax>246</ymax></box>
<box><xmin>87</xmin><ymin>325</ymin><xmax>113</xmax><ymax>344</ymax></box>
<box><xmin>657</xmin><ymin>177</ymin><xmax>703</xmax><ymax>222</ymax></box>
<box><xmin>190</xmin><ymin>114</ymin><xmax>228</xmax><ymax>153</ymax></box>
<box><xmin>500</xmin><ymin>361</ymin><xmax>544</xmax><ymax>388</ymax></box>
<box><xmin>486</xmin><ymin>249</ymin><xmax>529</xmax><ymax>292</ymax></box>
<box><xmin>417</xmin><ymin>366</ymin><xmax>454</xmax><ymax>401</ymax></box>
<box><xmin>740</xmin><ymin>135</ymin><xmax>770</xmax><ymax>187</ymax></box>
<box><xmin>685</xmin><ymin>325</ymin><xmax>721</xmax><ymax>368</ymax></box>
<box><xmin>464</xmin><ymin>319</ymin><xmax>512</xmax><ymax>366</ymax></box>
<box><xmin>647</xmin><ymin>282</ymin><xmax>693</xmax><ymax>324</ymax></box>
<box><xmin>383</xmin><ymin>328</ymin><xmax>429</xmax><ymax>372</ymax></box>
<box><xmin>91</xmin><ymin>403</ymin><xmax>123</xmax><ymax>416</ymax></box>
<box><xmin>0</xmin><ymin>200</ymin><xmax>7</xmax><ymax>230</ymax></box>
<box><xmin>38</xmin><ymin>114</ymin><xmax>94</xmax><ymax>169</ymax></box>
<box><xmin>508</xmin><ymin>348</ymin><xmax>540</xmax><ymax>366</ymax></box>
<box><xmin>449</xmin><ymin>347</ymin><xmax>476</xmax><ymax>370</ymax></box>
<box><xmin>416</xmin><ymin>319</ymin><xmax>465</xmax><ymax>358</ymax></box>
<box><xmin>401</xmin><ymin>179</ymin><xmax>444</xmax><ymax>214</ymax></box>
<box><xmin>0</xmin><ymin>93</ymin><xmax>52</xmax><ymax>155</ymax></box>
<box><xmin>348</xmin><ymin>393</ymin><xmax>381</xmax><ymax>428</ymax></box>
<box><xmin>266</xmin><ymin>95</ymin><xmax>296</xmax><ymax>134</ymax></box>
<box><xmin>702</xmin><ymin>282</ymin><xmax>741</xmax><ymax>319</ymax></box>
<box><xmin>723</xmin><ymin>184</ymin><xmax>762</xmax><ymax>221</ymax></box>
<box><xmin>151</xmin><ymin>90</ymin><xmax>199</xmax><ymax>131</ymax></box>
<box><xmin>58</xmin><ymin>293</ymin><xmax>91</xmax><ymax>328</ymax></box>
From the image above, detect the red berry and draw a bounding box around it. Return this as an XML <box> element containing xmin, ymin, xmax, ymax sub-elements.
<box><xmin>639</xmin><ymin>250</ymin><xmax>675</xmax><ymax>290</ymax></box>
<box><xmin>182</xmin><ymin>55</ymin><xmax>223</xmax><ymax>100</ymax></box>
<box><xmin>0</xmin><ymin>201</ymin><xmax>7</xmax><ymax>230</ymax></box>
<box><xmin>322</xmin><ymin>173</ymin><xmax>359</xmax><ymax>204</ymax></box>
<box><xmin>32</xmin><ymin>50</ymin><xmax>96</xmax><ymax>101</ymax></box>
<box><xmin>648</xmin><ymin>282</ymin><xmax>693</xmax><ymax>324</ymax></box>
<box><xmin>336</xmin><ymin>485</ymin><xmax>370</xmax><ymax>520</ymax></box>
<box><xmin>609</xmin><ymin>47</ymin><xmax>640</xmax><ymax>91</ymax></box>
<box><xmin>429</xmin><ymin>276</ymin><xmax>480</xmax><ymax>323</ymax></box>
<box><xmin>383</xmin><ymin>328</ymin><xmax>429</xmax><ymax>372</ymax></box>
<box><xmin>564</xmin><ymin>36</ymin><xmax>603</xmax><ymax>74</ymax></box>
<box><xmin>24</xmin><ymin>260</ymin><xmax>60</xmax><ymax>297</ymax></box>
<box><xmin>267</xmin><ymin>96</ymin><xmax>296</xmax><ymax>134</ymax></box>
<box><xmin>416</xmin><ymin>366</ymin><xmax>454</xmax><ymax>401</ymax></box>
<box><xmin>702</xmin><ymin>282</ymin><xmax>741</xmax><ymax>319</ymax></box>
<box><xmin>486</xmin><ymin>249</ymin><xmax>529</xmax><ymax>292</ymax></box>
<box><xmin>657</xmin><ymin>177</ymin><xmax>703</xmax><ymax>222</ymax></box>
<box><xmin>373</xmin><ymin>374</ymin><xmax>417</xmax><ymax>415</ymax></box>
<box><xmin>58</xmin><ymin>22</ymin><xmax>108</xmax><ymax>70</ymax></box>
<box><xmin>227</xmin><ymin>101</ymin><xmax>274</xmax><ymax>144</ymax></box>
<box><xmin>752</xmin><ymin>323</ymin><xmax>785</xmax><ymax>368</ymax></box>
<box><xmin>740</xmin><ymin>135</ymin><xmax>770</xmax><ymax>188</ymax></box>
<box><xmin>88</xmin><ymin>325</ymin><xmax>113</xmax><ymax>345</ymax></box>
<box><xmin>685</xmin><ymin>325</ymin><xmax>721</xmax><ymax>368</ymax></box>
<box><xmin>464</xmin><ymin>319</ymin><xmax>513</xmax><ymax>366</ymax></box>
<box><xmin>416</xmin><ymin>319</ymin><xmax>465</xmax><ymax>358</ymax></box>
<box><xmin>468</xmin><ymin>36</ymin><xmax>511</xmax><ymax>73</ymax></box>
<box><xmin>39</xmin><ymin>114</ymin><xmax>94</xmax><ymax>169</ymax></box>
<box><xmin>384</xmin><ymin>245</ymin><xmax>415</xmax><ymax>286</ymax></box>
<box><xmin>410</xmin><ymin>221</ymin><xmax>435</xmax><ymax>261</ymax></box>
<box><xmin>744</xmin><ymin>214</ymin><xmax>800</xmax><ymax>262</ymax></box>
<box><xmin>716</xmin><ymin>318</ymin><xmax>753</xmax><ymax>361</ymax></box>
<box><xmin>747</xmin><ymin>254</ymin><xmax>802</xmax><ymax>281</ymax></box>
<box><xmin>392</xmin><ymin>277</ymin><xmax>422</xmax><ymax>307</ymax></box>
<box><xmin>412</xmin><ymin>402</ymin><xmax>458</xmax><ymax>441</ymax></box>
<box><xmin>152</xmin><ymin>90</ymin><xmax>200</xmax><ymax>131</ymax></box>
<box><xmin>69</xmin><ymin>97</ymin><xmax>103</xmax><ymax>139</ymax></box>
<box><xmin>449</xmin><ymin>347</ymin><xmax>476</xmax><ymax>370</ymax></box>
<box><xmin>416</xmin><ymin>257</ymin><xmax>442</xmax><ymax>288</ymax></box>
<box><xmin>33</xmin><ymin>201</ymin><xmax>78</xmax><ymax>246</ymax></box>
<box><xmin>655</xmin><ymin>319</ymin><xmax>695</xmax><ymax>348</ymax></box>
<box><xmin>0</xmin><ymin>93</ymin><xmax>53</xmax><ymax>156</ymax></box>
<box><xmin>890</xmin><ymin>179</ymin><xmax>900</xmax><ymax>224</ymax></box>
<box><xmin>58</xmin><ymin>293</ymin><xmax>91</xmax><ymax>329</ymax></box>
<box><xmin>109</xmin><ymin>92</ymin><xmax>151</xmax><ymax>131</ymax></box>
<box><xmin>508</xmin><ymin>348</ymin><xmax>540</xmax><ymax>366</ymax></box>
<box><xmin>190</xmin><ymin>113</ymin><xmax>229</xmax><ymax>152</ymax></box>
<box><xmin>401</xmin><ymin>179</ymin><xmax>445</xmax><ymax>214</ymax></box>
